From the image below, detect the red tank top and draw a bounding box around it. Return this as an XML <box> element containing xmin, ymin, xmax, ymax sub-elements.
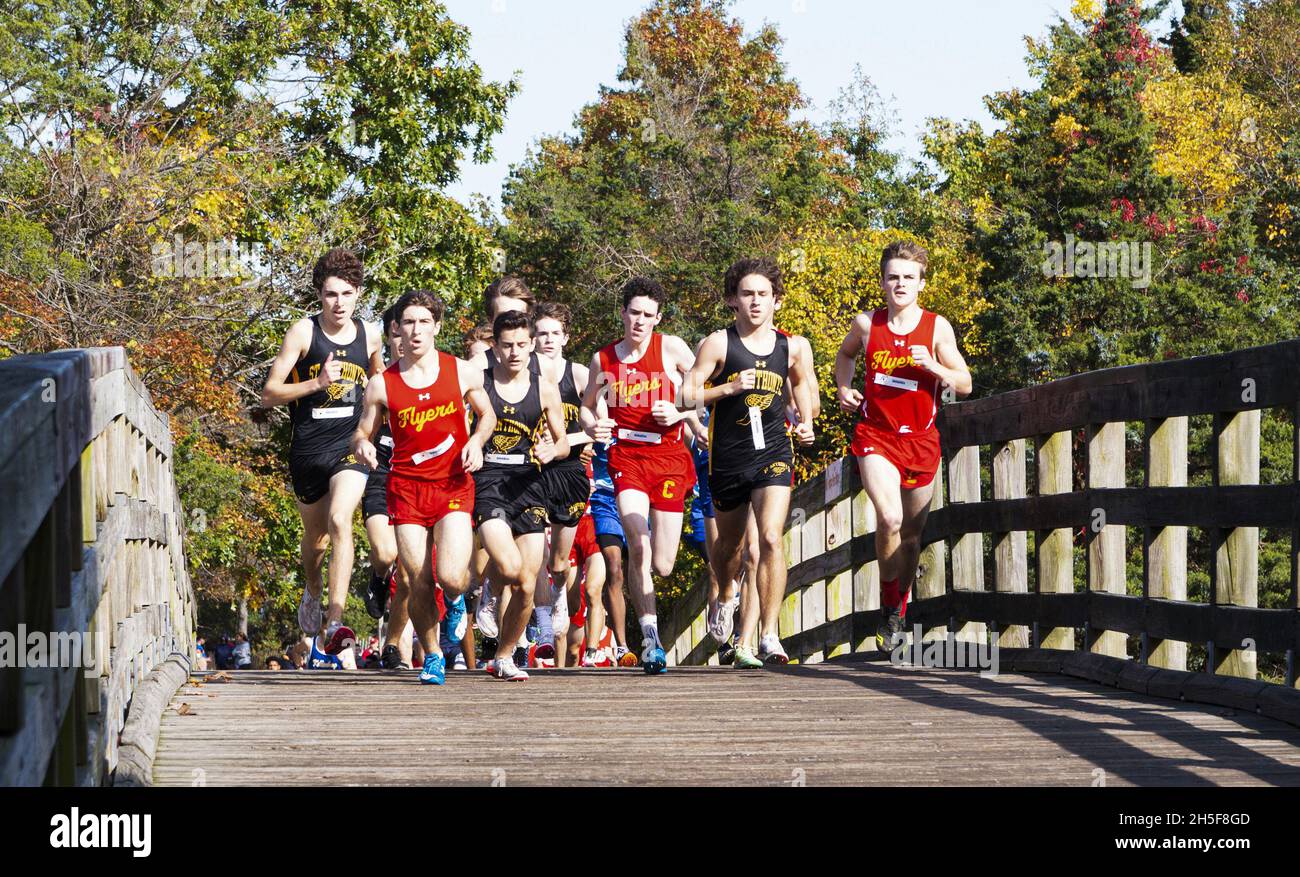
<box><xmin>597</xmin><ymin>333</ymin><xmax>684</xmax><ymax>447</ymax></box>
<box><xmin>862</xmin><ymin>309</ymin><xmax>940</xmax><ymax>436</ymax></box>
<box><xmin>384</xmin><ymin>352</ymin><xmax>469</xmax><ymax>480</ymax></box>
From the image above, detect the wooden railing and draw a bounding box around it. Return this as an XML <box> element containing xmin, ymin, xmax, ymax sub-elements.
<box><xmin>667</xmin><ymin>339</ymin><xmax>1300</xmax><ymax>692</ymax></box>
<box><xmin>0</xmin><ymin>348</ymin><xmax>195</xmax><ymax>785</ymax></box>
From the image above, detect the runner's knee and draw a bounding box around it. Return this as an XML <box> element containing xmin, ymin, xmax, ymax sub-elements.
<box><xmin>327</xmin><ymin>510</ymin><xmax>353</xmax><ymax>537</ymax></box>
<box><xmin>876</xmin><ymin>507</ymin><xmax>904</xmax><ymax>534</ymax></box>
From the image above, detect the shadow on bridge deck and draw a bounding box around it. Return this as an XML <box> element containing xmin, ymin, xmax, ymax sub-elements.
<box><xmin>150</xmin><ymin>662</ymin><xmax>1300</xmax><ymax>787</ymax></box>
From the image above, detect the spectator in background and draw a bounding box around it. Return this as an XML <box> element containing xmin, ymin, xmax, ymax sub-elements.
<box><xmin>232</xmin><ymin>632</ymin><xmax>252</xmax><ymax>670</ymax></box>
<box><xmin>265</xmin><ymin>655</ymin><xmax>285</xmax><ymax>670</ymax></box>
<box><xmin>194</xmin><ymin>636</ymin><xmax>209</xmax><ymax>671</ymax></box>
<box><xmin>214</xmin><ymin>636</ymin><xmax>234</xmax><ymax>670</ymax></box>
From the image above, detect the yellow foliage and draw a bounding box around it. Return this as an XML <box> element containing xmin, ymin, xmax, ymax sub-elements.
<box><xmin>775</xmin><ymin>225</ymin><xmax>989</xmax><ymax>478</ymax></box>
<box><xmin>1143</xmin><ymin>68</ymin><xmax>1278</xmax><ymax>211</ymax></box>
<box><xmin>1051</xmin><ymin>114</ymin><xmax>1082</xmax><ymax>146</ymax></box>
<box><xmin>1071</xmin><ymin>0</ymin><xmax>1102</xmax><ymax>24</ymax></box>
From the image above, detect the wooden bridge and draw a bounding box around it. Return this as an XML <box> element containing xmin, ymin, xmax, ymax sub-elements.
<box><xmin>3</xmin><ymin>342</ymin><xmax>1300</xmax><ymax>786</ymax></box>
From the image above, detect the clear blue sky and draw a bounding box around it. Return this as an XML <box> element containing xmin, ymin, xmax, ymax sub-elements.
<box><xmin>443</xmin><ymin>0</ymin><xmax>1181</xmax><ymax>211</ymax></box>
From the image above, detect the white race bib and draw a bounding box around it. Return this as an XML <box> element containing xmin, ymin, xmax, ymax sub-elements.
<box><xmin>874</xmin><ymin>372</ymin><xmax>918</xmax><ymax>392</ymax></box>
<box><xmin>411</xmin><ymin>434</ymin><xmax>455</xmax><ymax>465</ymax></box>
<box><xmin>379</xmin><ymin>435</ymin><xmax>394</xmax><ymax>448</ymax></box>
<box><xmin>749</xmin><ymin>407</ymin><xmax>765</xmax><ymax>450</ymax></box>
<box><xmin>618</xmin><ymin>428</ymin><xmax>662</xmax><ymax>444</ymax></box>
<box><xmin>312</xmin><ymin>406</ymin><xmax>354</xmax><ymax>419</ymax></box>
<box><xmin>484</xmin><ymin>452</ymin><xmax>527</xmax><ymax>465</ymax></box>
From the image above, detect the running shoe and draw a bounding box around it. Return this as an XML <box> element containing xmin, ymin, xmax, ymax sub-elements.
<box><xmin>475</xmin><ymin>585</ymin><xmax>499</xmax><ymax>639</ymax></box>
<box><xmin>758</xmin><ymin>633</ymin><xmax>789</xmax><ymax>665</ymax></box>
<box><xmin>641</xmin><ymin>642</ymin><xmax>667</xmax><ymax>675</ymax></box>
<box><xmin>364</xmin><ymin>563</ymin><xmax>394</xmax><ymax>619</ymax></box>
<box><xmin>444</xmin><ymin>594</ymin><xmax>467</xmax><ymax>641</ymax></box>
<box><xmin>733</xmin><ymin>644</ymin><xmax>763</xmax><ymax>669</ymax></box>
<box><xmin>307</xmin><ymin>637</ymin><xmax>342</xmax><ymax>670</ymax></box>
<box><xmin>379</xmin><ymin>644</ymin><xmax>404</xmax><ymax>670</ymax></box>
<box><xmin>533</xmin><ymin>642</ymin><xmax>556</xmax><ymax>668</ymax></box>
<box><xmin>708</xmin><ymin>594</ymin><xmax>739</xmax><ymax>644</ymax></box>
<box><xmin>488</xmin><ymin>656</ymin><xmax>529</xmax><ymax>681</ymax></box>
<box><xmin>452</xmin><ymin>651</ymin><xmax>467</xmax><ymax>670</ymax></box>
<box><xmin>876</xmin><ymin>605</ymin><xmax>904</xmax><ymax>653</ymax></box>
<box><xmin>322</xmin><ymin>621</ymin><xmax>355</xmax><ymax>656</ymax></box>
<box><xmin>581</xmin><ymin>649</ymin><xmax>599</xmax><ymax>668</ymax></box>
<box><xmin>298</xmin><ymin>586</ymin><xmax>322</xmax><ymax>636</ymax></box>
<box><xmin>717</xmin><ymin>636</ymin><xmax>737</xmax><ymax>666</ymax></box>
<box><xmin>419</xmin><ymin>652</ymin><xmax>446</xmax><ymax>685</ymax></box>
<box><xmin>616</xmin><ymin>646</ymin><xmax>638</xmax><ymax>668</ymax></box>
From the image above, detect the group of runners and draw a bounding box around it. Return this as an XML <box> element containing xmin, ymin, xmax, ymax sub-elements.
<box><xmin>260</xmin><ymin>241</ymin><xmax>971</xmax><ymax>684</ymax></box>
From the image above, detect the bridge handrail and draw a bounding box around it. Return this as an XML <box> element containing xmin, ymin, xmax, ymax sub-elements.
<box><xmin>0</xmin><ymin>347</ymin><xmax>195</xmax><ymax>785</ymax></box>
<box><xmin>665</xmin><ymin>339</ymin><xmax>1300</xmax><ymax>691</ymax></box>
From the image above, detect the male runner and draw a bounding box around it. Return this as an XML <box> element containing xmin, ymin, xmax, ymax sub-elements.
<box><xmin>352</xmin><ymin>290</ymin><xmax>494</xmax><ymax>685</ymax></box>
<box><xmin>581</xmin><ymin>276</ymin><xmax>697</xmax><ymax>674</ymax></box>
<box><xmin>685</xmin><ymin>258</ymin><xmax>816</xmax><ymax>668</ymax></box>
<box><xmin>476</xmin><ymin>310</ymin><xmax>570</xmax><ymax>681</ymax></box>
<box><xmin>261</xmin><ymin>248</ymin><xmax>383</xmax><ymax>665</ymax></box>
<box><xmin>834</xmin><ymin>241</ymin><xmax>971</xmax><ymax>651</ymax></box>
<box><xmin>530</xmin><ymin>302</ymin><xmax>595</xmax><ymax>661</ymax></box>
<box><xmin>588</xmin><ymin>441</ymin><xmax>637</xmax><ymax>666</ymax></box>
<box><xmin>360</xmin><ymin>303</ymin><xmax>409</xmax><ymax>670</ymax></box>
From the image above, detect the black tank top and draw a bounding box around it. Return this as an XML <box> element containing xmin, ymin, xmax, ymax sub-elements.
<box><xmin>289</xmin><ymin>316</ymin><xmax>370</xmax><ymax>456</ymax></box>
<box><xmin>481</xmin><ymin>367</ymin><xmax>545</xmax><ymax>472</ymax></box>
<box><xmin>549</xmin><ymin>359</ymin><xmax>584</xmax><ymax>472</ymax></box>
<box><xmin>708</xmin><ymin>326</ymin><xmax>792</xmax><ymax>472</ymax></box>
<box><xmin>374</xmin><ymin>423</ymin><xmax>394</xmax><ymax>474</ymax></box>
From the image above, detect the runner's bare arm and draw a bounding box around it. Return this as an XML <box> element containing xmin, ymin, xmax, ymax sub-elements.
<box><xmin>787</xmin><ymin>333</ymin><xmax>817</xmax><ymax>445</ymax></box>
<box><xmin>683</xmin><ymin>330</ymin><xmax>746</xmax><ymax>408</ymax></box>
<box><xmin>834</xmin><ymin>312</ymin><xmax>872</xmax><ymax>413</ymax></box>
<box><xmin>535</xmin><ymin>379</ymin><xmax>571</xmax><ymax>464</ymax></box>
<box><xmin>919</xmin><ymin>316</ymin><xmax>973</xmax><ymax>397</ymax></box>
<box><xmin>365</xmin><ymin>321</ymin><xmax>384</xmax><ymax>376</ymax></box>
<box><xmin>580</xmin><ymin>352</ymin><xmax>615</xmax><ymax>442</ymax></box>
<box><xmin>351</xmin><ymin>374</ymin><xmax>387</xmax><ymax>470</ymax></box>
<box><xmin>792</xmin><ymin>335</ymin><xmax>821</xmax><ymax>420</ymax></box>
<box><xmin>567</xmin><ymin>361</ymin><xmax>594</xmax><ymax>448</ymax></box>
<box><xmin>462</xmin><ymin>385</ymin><xmax>493</xmax><ymax>473</ymax></box>
<box><xmin>260</xmin><ymin>318</ymin><xmax>328</xmax><ymax>407</ymax></box>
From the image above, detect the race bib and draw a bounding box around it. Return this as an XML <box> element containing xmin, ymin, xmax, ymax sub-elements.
<box><xmin>749</xmin><ymin>407</ymin><xmax>766</xmax><ymax>450</ymax></box>
<box><xmin>411</xmin><ymin>434</ymin><xmax>455</xmax><ymax>465</ymax></box>
<box><xmin>874</xmin><ymin>372</ymin><xmax>918</xmax><ymax>392</ymax></box>
<box><xmin>312</xmin><ymin>406</ymin><xmax>354</xmax><ymax>419</ymax></box>
<box><xmin>618</xmin><ymin>428</ymin><xmax>662</xmax><ymax>444</ymax></box>
<box><xmin>379</xmin><ymin>435</ymin><xmax>394</xmax><ymax>448</ymax></box>
<box><xmin>484</xmin><ymin>452</ymin><xmax>527</xmax><ymax>465</ymax></box>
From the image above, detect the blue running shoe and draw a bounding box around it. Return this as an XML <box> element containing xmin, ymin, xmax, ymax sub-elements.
<box><xmin>641</xmin><ymin>643</ymin><xmax>667</xmax><ymax>675</ymax></box>
<box><xmin>443</xmin><ymin>594</ymin><xmax>467</xmax><ymax>641</ymax></box>
<box><xmin>419</xmin><ymin>652</ymin><xmax>446</xmax><ymax>685</ymax></box>
<box><xmin>308</xmin><ymin>637</ymin><xmax>342</xmax><ymax>670</ymax></box>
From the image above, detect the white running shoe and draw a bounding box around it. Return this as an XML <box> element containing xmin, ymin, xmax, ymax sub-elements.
<box><xmin>475</xmin><ymin>585</ymin><xmax>499</xmax><ymax>639</ymax></box>
<box><xmin>490</xmin><ymin>656</ymin><xmax>529</xmax><ymax>681</ymax></box>
<box><xmin>708</xmin><ymin>594</ymin><xmax>739</xmax><ymax>644</ymax></box>
<box><xmin>758</xmin><ymin>632</ymin><xmax>789</xmax><ymax>665</ymax></box>
<box><xmin>452</xmin><ymin>651</ymin><xmax>467</xmax><ymax>670</ymax></box>
<box><xmin>298</xmin><ymin>586</ymin><xmax>322</xmax><ymax>636</ymax></box>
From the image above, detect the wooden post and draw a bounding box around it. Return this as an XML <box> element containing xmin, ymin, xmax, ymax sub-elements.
<box><xmin>916</xmin><ymin>459</ymin><xmax>946</xmax><ymax>644</ymax></box>
<box><xmin>851</xmin><ymin>475</ymin><xmax>881</xmax><ymax>652</ymax></box>
<box><xmin>993</xmin><ymin>440</ymin><xmax>1029</xmax><ymax>647</ymax></box>
<box><xmin>1216</xmin><ymin>409</ymin><xmax>1259</xmax><ymax>678</ymax></box>
<box><xmin>1146</xmin><ymin>417</ymin><xmax>1188</xmax><ymax>670</ymax></box>
<box><xmin>948</xmin><ymin>446</ymin><xmax>985</xmax><ymax>644</ymax></box>
<box><xmin>1087</xmin><ymin>422</ymin><xmax>1127</xmax><ymax>658</ymax></box>
<box><xmin>0</xmin><ymin>562</ymin><xmax>23</xmax><ymax>733</ymax></box>
<box><xmin>1036</xmin><ymin>431</ymin><xmax>1074</xmax><ymax>650</ymax></box>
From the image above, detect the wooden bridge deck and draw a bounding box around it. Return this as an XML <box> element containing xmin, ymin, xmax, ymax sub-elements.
<box><xmin>151</xmin><ymin>660</ymin><xmax>1300</xmax><ymax>787</ymax></box>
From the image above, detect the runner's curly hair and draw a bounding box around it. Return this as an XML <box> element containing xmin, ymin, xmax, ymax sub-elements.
<box><xmin>723</xmin><ymin>258</ymin><xmax>785</xmax><ymax>303</ymax></box>
<box><xmin>312</xmin><ymin>248</ymin><xmax>363</xmax><ymax>292</ymax></box>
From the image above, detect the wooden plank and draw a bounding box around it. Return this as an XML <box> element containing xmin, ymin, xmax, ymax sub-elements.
<box><xmin>1216</xmin><ymin>409</ymin><xmax>1260</xmax><ymax>679</ymax></box>
<box><xmin>1147</xmin><ymin>417</ymin><xmax>1188</xmax><ymax>670</ymax></box>
<box><xmin>948</xmin><ymin>446</ymin><xmax>985</xmax><ymax>644</ymax></box>
<box><xmin>917</xmin><ymin>459</ymin><xmax>946</xmax><ymax>627</ymax></box>
<box><xmin>993</xmin><ymin>439</ymin><xmax>1029</xmax><ymax>647</ymax></box>
<box><xmin>1036</xmin><ymin>430</ymin><xmax>1074</xmax><ymax>650</ymax></box>
<box><xmin>0</xmin><ymin>561</ymin><xmax>24</xmax><ymax>733</ymax></box>
<box><xmin>1087</xmin><ymin>422</ymin><xmax>1128</xmax><ymax>658</ymax></box>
